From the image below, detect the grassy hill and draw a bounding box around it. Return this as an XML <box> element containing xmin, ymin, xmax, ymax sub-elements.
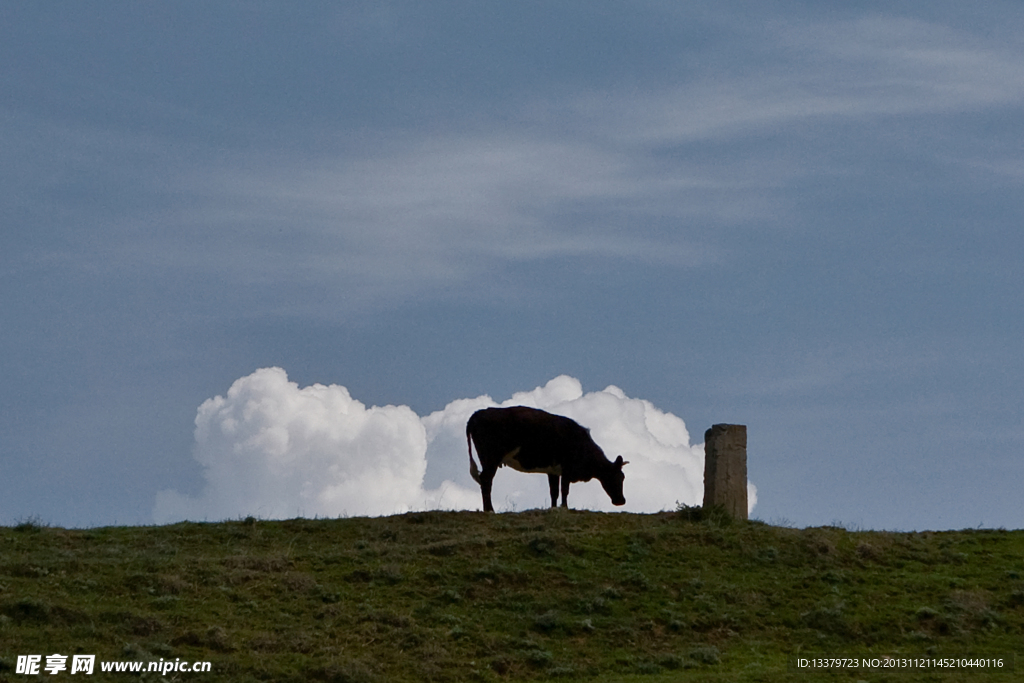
<box><xmin>1</xmin><ymin>509</ymin><xmax>1021</xmax><ymax>682</ymax></box>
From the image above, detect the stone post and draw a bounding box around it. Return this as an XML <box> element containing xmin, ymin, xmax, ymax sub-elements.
<box><xmin>703</xmin><ymin>424</ymin><xmax>747</xmax><ymax>520</ymax></box>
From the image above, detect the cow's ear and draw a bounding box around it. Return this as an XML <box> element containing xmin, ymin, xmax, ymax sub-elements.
<box><xmin>615</xmin><ymin>455</ymin><xmax>626</xmax><ymax>468</ymax></box>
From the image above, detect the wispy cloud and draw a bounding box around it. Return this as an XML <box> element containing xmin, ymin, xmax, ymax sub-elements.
<box><xmin>174</xmin><ymin>15</ymin><xmax>1024</xmax><ymax>303</ymax></box>
<box><xmin>9</xmin><ymin>10</ymin><xmax>1022</xmax><ymax>314</ymax></box>
<box><xmin>573</xmin><ymin>16</ymin><xmax>1024</xmax><ymax>146</ymax></box>
<box><xmin>199</xmin><ymin>134</ymin><xmax>729</xmax><ymax>260</ymax></box>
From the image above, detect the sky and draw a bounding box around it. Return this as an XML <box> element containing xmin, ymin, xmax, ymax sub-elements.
<box><xmin>2</xmin><ymin>1</ymin><xmax>1022</xmax><ymax>531</ymax></box>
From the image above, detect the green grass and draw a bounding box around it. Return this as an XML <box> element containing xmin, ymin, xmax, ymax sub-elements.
<box><xmin>1</xmin><ymin>509</ymin><xmax>1021</xmax><ymax>682</ymax></box>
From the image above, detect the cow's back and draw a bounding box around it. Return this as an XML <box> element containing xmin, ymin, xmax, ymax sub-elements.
<box><xmin>469</xmin><ymin>406</ymin><xmax>574</xmax><ymax>443</ymax></box>
<box><xmin>468</xmin><ymin>406</ymin><xmax>598</xmax><ymax>470</ymax></box>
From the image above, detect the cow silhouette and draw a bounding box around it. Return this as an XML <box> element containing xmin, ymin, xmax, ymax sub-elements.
<box><xmin>467</xmin><ymin>406</ymin><xmax>626</xmax><ymax>512</ymax></box>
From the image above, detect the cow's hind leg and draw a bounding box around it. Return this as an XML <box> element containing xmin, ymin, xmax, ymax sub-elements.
<box><xmin>560</xmin><ymin>477</ymin><xmax>571</xmax><ymax>508</ymax></box>
<box><xmin>479</xmin><ymin>466</ymin><xmax>498</xmax><ymax>513</ymax></box>
<box><xmin>548</xmin><ymin>474</ymin><xmax>559</xmax><ymax>508</ymax></box>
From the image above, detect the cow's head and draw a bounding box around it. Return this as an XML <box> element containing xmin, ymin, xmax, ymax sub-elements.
<box><xmin>599</xmin><ymin>455</ymin><xmax>628</xmax><ymax>506</ymax></box>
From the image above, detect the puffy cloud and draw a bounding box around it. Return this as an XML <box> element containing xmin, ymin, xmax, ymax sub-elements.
<box><xmin>154</xmin><ymin>368</ymin><xmax>449</xmax><ymax>521</ymax></box>
<box><xmin>154</xmin><ymin>369</ymin><xmax>756</xmax><ymax>522</ymax></box>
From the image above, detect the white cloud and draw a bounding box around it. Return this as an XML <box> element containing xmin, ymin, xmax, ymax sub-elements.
<box><xmin>155</xmin><ymin>369</ymin><xmax>752</xmax><ymax>522</ymax></box>
<box><xmin>153</xmin><ymin>367</ymin><xmax>443</xmax><ymax>521</ymax></box>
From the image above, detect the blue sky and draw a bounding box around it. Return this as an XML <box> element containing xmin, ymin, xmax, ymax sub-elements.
<box><xmin>2</xmin><ymin>1</ymin><xmax>1022</xmax><ymax>530</ymax></box>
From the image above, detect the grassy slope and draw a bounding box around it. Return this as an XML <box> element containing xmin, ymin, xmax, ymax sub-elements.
<box><xmin>1</xmin><ymin>510</ymin><xmax>1022</xmax><ymax>682</ymax></box>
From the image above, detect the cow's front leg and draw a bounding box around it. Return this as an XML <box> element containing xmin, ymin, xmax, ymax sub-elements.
<box><xmin>548</xmin><ymin>474</ymin><xmax>559</xmax><ymax>508</ymax></box>
<box><xmin>560</xmin><ymin>477</ymin><xmax>571</xmax><ymax>508</ymax></box>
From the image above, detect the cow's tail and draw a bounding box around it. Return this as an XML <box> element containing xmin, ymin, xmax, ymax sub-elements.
<box><xmin>467</xmin><ymin>426</ymin><xmax>481</xmax><ymax>484</ymax></box>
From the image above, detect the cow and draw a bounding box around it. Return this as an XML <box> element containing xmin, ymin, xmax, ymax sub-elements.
<box><xmin>466</xmin><ymin>406</ymin><xmax>627</xmax><ymax>512</ymax></box>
